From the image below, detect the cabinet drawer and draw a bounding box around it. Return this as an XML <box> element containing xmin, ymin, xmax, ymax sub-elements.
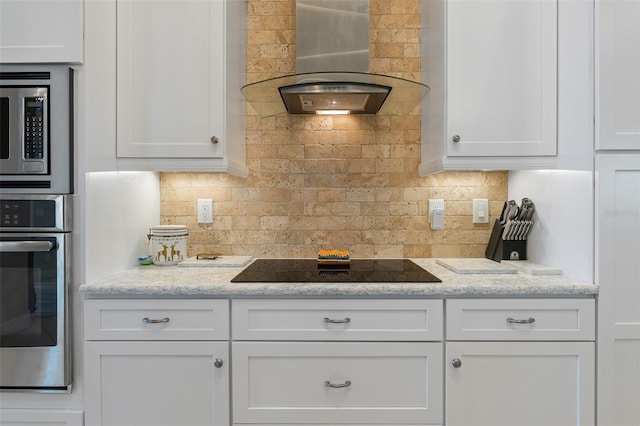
<box><xmin>84</xmin><ymin>299</ymin><xmax>229</xmax><ymax>341</ymax></box>
<box><xmin>232</xmin><ymin>299</ymin><xmax>443</xmax><ymax>341</ymax></box>
<box><xmin>446</xmin><ymin>299</ymin><xmax>595</xmax><ymax>341</ymax></box>
<box><xmin>232</xmin><ymin>342</ymin><xmax>443</xmax><ymax>424</ymax></box>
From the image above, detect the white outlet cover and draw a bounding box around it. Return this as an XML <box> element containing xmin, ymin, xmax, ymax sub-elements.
<box><xmin>197</xmin><ymin>199</ymin><xmax>213</xmax><ymax>223</ymax></box>
<box><xmin>428</xmin><ymin>199</ymin><xmax>444</xmax><ymax>223</ymax></box>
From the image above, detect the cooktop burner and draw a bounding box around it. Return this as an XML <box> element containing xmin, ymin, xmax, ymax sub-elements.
<box><xmin>231</xmin><ymin>259</ymin><xmax>441</xmax><ymax>283</ymax></box>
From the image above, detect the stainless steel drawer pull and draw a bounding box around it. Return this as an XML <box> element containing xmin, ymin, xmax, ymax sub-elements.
<box><xmin>214</xmin><ymin>358</ymin><xmax>224</xmax><ymax>368</ymax></box>
<box><xmin>451</xmin><ymin>358</ymin><xmax>462</xmax><ymax>368</ymax></box>
<box><xmin>142</xmin><ymin>317</ymin><xmax>170</xmax><ymax>324</ymax></box>
<box><xmin>507</xmin><ymin>317</ymin><xmax>536</xmax><ymax>324</ymax></box>
<box><xmin>324</xmin><ymin>380</ymin><xmax>351</xmax><ymax>388</ymax></box>
<box><xmin>323</xmin><ymin>317</ymin><xmax>351</xmax><ymax>324</ymax></box>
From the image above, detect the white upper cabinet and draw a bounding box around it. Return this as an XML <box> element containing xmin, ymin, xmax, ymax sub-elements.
<box><xmin>420</xmin><ymin>0</ymin><xmax>561</xmax><ymax>175</ymax></box>
<box><xmin>0</xmin><ymin>0</ymin><xmax>83</xmax><ymax>63</ymax></box>
<box><xmin>596</xmin><ymin>0</ymin><xmax>640</xmax><ymax>150</ymax></box>
<box><xmin>446</xmin><ymin>0</ymin><xmax>557</xmax><ymax>158</ymax></box>
<box><xmin>114</xmin><ymin>0</ymin><xmax>247</xmax><ymax>176</ymax></box>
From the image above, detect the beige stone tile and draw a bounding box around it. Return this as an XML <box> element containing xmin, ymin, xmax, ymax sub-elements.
<box><xmin>318</xmin><ymin>159</ymin><xmax>349</xmax><ymax>173</ymax></box>
<box><xmin>158</xmin><ymin>1</ymin><xmax>509</xmax><ymax>260</ymax></box>
<box><xmin>404</xmin><ymin>244</ymin><xmax>432</xmax><ymax>258</ymax></box>
<box><xmin>376</xmin><ymin>158</ymin><xmax>405</xmax><ymax>173</ymax></box>
<box><xmin>374</xmin><ymin>245</ymin><xmax>404</xmax><ymax>258</ymax></box>
<box><xmin>332</xmin><ymin>202</ymin><xmax>361</xmax><ymax>216</ymax></box>
<box><xmin>347</xmin><ymin>159</ymin><xmax>377</xmax><ymax>174</ymax></box>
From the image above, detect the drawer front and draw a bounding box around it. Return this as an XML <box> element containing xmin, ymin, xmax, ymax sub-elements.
<box><xmin>446</xmin><ymin>299</ymin><xmax>595</xmax><ymax>341</ymax></box>
<box><xmin>232</xmin><ymin>342</ymin><xmax>443</xmax><ymax>424</ymax></box>
<box><xmin>232</xmin><ymin>299</ymin><xmax>443</xmax><ymax>341</ymax></box>
<box><xmin>84</xmin><ymin>299</ymin><xmax>229</xmax><ymax>341</ymax></box>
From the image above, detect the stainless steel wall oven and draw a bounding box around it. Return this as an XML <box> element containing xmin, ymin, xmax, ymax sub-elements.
<box><xmin>0</xmin><ymin>194</ymin><xmax>71</xmax><ymax>391</ymax></box>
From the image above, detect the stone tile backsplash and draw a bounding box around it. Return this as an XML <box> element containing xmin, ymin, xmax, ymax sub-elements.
<box><xmin>160</xmin><ymin>0</ymin><xmax>508</xmax><ymax>259</ymax></box>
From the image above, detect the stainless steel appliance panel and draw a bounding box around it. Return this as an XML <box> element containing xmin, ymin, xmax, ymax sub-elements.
<box><xmin>0</xmin><ymin>194</ymin><xmax>71</xmax><ymax>392</ymax></box>
<box><xmin>0</xmin><ymin>65</ymin><xmax>73</xmax><ymax>194</ymax></box>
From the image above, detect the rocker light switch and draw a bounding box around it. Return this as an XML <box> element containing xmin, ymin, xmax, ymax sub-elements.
<box><xmin>473</xmin><ymin>199</ymin><xmax>489</xmax><ymax>223</ymax></box>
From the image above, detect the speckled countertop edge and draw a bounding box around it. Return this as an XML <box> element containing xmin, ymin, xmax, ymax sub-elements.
<box><xmin>79</xmin><ymin>258</ymin><xmax>598</xmax><ymax>298</ymax></box>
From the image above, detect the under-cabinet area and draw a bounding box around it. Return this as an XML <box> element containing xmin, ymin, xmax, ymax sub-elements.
<box><xmin>82</xmin><ymin>297</ymin><xmax>596</xmax><ymax>426</ymax></box>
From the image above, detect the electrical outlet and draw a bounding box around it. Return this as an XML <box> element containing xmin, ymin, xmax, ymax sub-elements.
<box><xmin>197</xmin><ymin>199</ymin><xmax>213</xmax><ymax>223</ymax></box>
<box><xmin>473</xmin><ymin>199</ymin><xmax>489</xmax><ymax>223</ymax></box>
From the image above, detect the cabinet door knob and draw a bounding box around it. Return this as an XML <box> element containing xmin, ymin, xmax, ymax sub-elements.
<box><xmin>210</xmin><ymin>136</ymin><xmax>219</xmax><ymax>144</ymax></box>
<box><xmin>214</xmin><ymin>358</ymin><xmax>224</xmax><ymax>368</ymax></box>
<box><xmin>452</xmin><ymin>134</ymin><xmax>461</xmax><ymax>143</ymax></box>
<box><xmin>451</xmin><ymin>358</ymin><xmax>462</xmax><ymax>368</ymax></box>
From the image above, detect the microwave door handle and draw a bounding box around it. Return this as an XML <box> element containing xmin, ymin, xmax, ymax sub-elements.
<box><xmin>0</xmin><ymin>241</ymin><xmax>54</xmax><ymax>252</ymax></box>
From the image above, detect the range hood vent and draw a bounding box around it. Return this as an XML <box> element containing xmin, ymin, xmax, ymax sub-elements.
<box><xmin>241</xmin><ymin>0</ymin><xmax>429</xmax><ymax>116</ymax></box>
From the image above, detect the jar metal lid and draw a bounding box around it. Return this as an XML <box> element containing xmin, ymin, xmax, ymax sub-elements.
<box><xmin>149</xmin><ymin>225</ymin><xmax>189</xmax><ymax>236</ymax></box>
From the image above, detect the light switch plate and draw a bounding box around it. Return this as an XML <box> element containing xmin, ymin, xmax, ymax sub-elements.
<box><xmin>197</xmin><ymin>199</ymin><xmax>213</xmax><ymax>223</ymax></box>
<box><xmin>473</xmin><ymin>199</ymin><xmax>489</xmax><ymax>223</ymax></box>
<box><xmin>429</xmin><ymin>199</ymin><xmax>445</xmax><ymax>229</ymax></box>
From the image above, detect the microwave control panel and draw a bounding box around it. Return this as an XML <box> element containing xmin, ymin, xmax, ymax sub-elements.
<box><xmin>24</xmin><ymin>96</ymin><xmax>46</xmax><ymax>160</ymax></box>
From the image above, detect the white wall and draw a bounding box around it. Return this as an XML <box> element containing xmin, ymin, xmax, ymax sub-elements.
<box><xmin>84</xmin><ymin>172</ymin><xmax>160</xmax><ymax>282</ymax></box>
<box><xmin>508</xmin><ymin>170</ymin><xmax>593</xmax><ymax>282</ymax></box>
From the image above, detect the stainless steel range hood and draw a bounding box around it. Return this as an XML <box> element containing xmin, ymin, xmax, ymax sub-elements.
<box><xmin>241</xmin><ymin>0</ymin><xmax>429</xmax><ymax>116</ymax></box>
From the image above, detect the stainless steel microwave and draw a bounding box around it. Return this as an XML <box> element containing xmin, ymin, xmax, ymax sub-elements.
<box><xmin>0</xmin><ymin>66</ymin><xmax>73</xmax><ymax>194</ymax></box>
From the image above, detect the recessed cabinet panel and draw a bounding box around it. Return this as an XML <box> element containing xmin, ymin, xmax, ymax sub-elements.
<box><xmin>0</xmin><ymin>0</ymin><xmax>83</xmax><ymax>63</ymax></box>
<box><xmin>85</xmin><ymin>341</ymin><xmax>229</xmax><ymax>426</ymax></box>
<box><xmin>597</xmin><ymin>0</ymin><xmax>640</xmax><ymax>150</ymax></box>
<box><xmin>446</xmin><ymin>342</ymin><xmax>595</xmax><ymax>426</ymax></box>
<box><xmin>232</xmin><ymin>299</ymin><xmax>443</xmax><ymax>341</ymax></box>
<box><xmin>597</xmin><ymin>154</ymin><xmax>640</xmax><ymax>425</ymax></box>
<box><xmin>116</xmin><ymin>0</ymin><xmax>224</xmax><ymax>158</ymax></box>
<box><xmin>446</xmin><ymin>299</ymin><xmax>595</xmax><ymax>341</ymax></box>
<box><xmin>233</xmin><ymin>341</ymin><xmax>443</xmax><ymax>424</ymax></box>
<box><xmin>84</xmin><ymin>299</ymin><xmax>230</xmax><ymax>341</ymax></box>
<box><xmin>446</xmin><ymin>0</ymin><xmax>557</xmax><ymax>157</ymax></box>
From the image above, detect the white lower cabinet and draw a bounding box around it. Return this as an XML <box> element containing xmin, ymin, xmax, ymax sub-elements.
<box><xmin>84</xmin><ymin>341</ymin><xmax>228</xmax><ymax>426</ymax></box>
<box><xmin>445</xmin><ymin>299</ymin><xmax>596</xmax><ymax>426</ymax></box>
<box><xmin>82</xmin><ymin>297</ymin><xmax>597</xmax><ymax>426</ymax></box>
<box><xmin>231</xmin><ymin>299</ymin><xmax>444</xmax><ymax>425</ymax></box>
<box><xmin>83</xmin><ymin>299</ymin><xmax>230</xmax><ymax>426</ymax></box>
<box><xmin>232</xmin><ymin>342</ymin><xmax>443</xmax><ymax>425</ymax></box>
<box><xmin>445</xmin><ymin>342</ymin><xmax>595</xmax><ymax>426</ymax></box>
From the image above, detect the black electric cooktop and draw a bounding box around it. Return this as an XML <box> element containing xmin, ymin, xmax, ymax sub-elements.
<box><xmin>231</xmin><ymin>259</ymin><xmax>441</xmax><ymax>283</ymax></box>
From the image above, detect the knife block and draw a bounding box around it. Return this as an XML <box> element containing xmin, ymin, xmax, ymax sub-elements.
<box><xmin>500</xmin><ymin>240</ymin><xmax>527</xmax><ymax>261</ymax></box>
<box><xmin>485</xmin><ymin>219</ymin><xmax>527</xmax><ymax>261</ymax></box>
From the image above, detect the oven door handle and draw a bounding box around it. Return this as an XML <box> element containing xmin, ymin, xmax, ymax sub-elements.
<box><xmin>0</xmin><ymin>241</ymin><xmax>55</xmax><ymax>252</ymax></box>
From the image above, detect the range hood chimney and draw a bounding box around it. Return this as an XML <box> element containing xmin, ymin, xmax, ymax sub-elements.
<box><xmin>241</xmin><ymin>0</ymin><xmax>429</xmax><ymax>116</ymax></box>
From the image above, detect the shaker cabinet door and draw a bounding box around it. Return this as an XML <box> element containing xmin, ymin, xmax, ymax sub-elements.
<box><xmin>446</xmin><ymin>342</ymin><xmax>595</xmax><ymax>426</ymax></box>
<box><xmin>0</xmin><ymin>0</ymin><xmax>83</xmax><ymax>63</ymax></box>
<box><xmin>446</xmin><ymin>0</ymin><xmax>557</xmax><ymax>157</ymax></box>
<box><xmin>596</xmin><ymin>0</ymin><xmax>640</xmax><ymax>150</ymax></box>
<box><xmin>84</xmin><ymin>341</ymin><xmax>229</xmax><ymax>426</ymax></box>
<box><xmin>116</xmin><ymin>0</ymin><xmax>225</xmax><ymax>159</ymax></box>
<box><xmin>596</xmin><ymin>154</ymin><xmax>640</xmax><ymax>426</ymax></box>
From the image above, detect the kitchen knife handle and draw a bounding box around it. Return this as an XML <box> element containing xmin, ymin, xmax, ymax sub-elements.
<box><xmin>324</xmin><ymin>317</ymin><xmax>351</xmax><ymax>324</ymax></box>
<box><xmin>324</xmin><ymin>380</ymin><xmax>352</xmax><ymax>388</ymax></box>
<box><xmin>507</xmin><ymin>317</ymin><xmax>535</xmax><ymax>324</ymax></box>
<box><xmin>142</xmin><ymin>317</ymin><xmax>170</xmax><ymax>324</ymax></box>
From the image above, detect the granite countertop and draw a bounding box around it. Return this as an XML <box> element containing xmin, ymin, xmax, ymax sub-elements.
<box><xmin>79</xmin><ymin>258</ymin><xmax>598</xmax><ymax>298</ymax></box>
